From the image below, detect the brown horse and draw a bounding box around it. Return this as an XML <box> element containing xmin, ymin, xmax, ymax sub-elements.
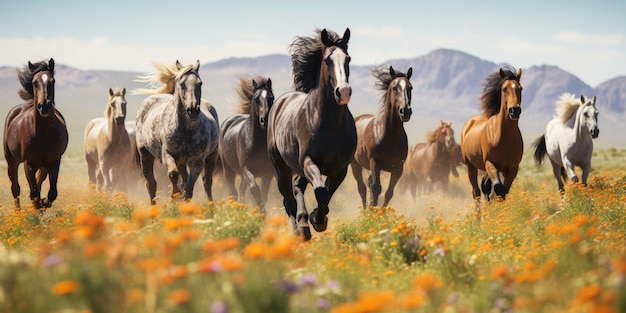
<box><xmin>3</xmin><ymin>58</ymin><xmax>68</xmax><ymax>209</ymax></box>
<box><xmin>350</xmin><ymin>66</ymin><xmax>413</xmax><ymax>208</ymax></box>
<box><xmin>401</xmin><ymin>121</ymin><xmax>456</xmax><ymax>200</ymax></box>
<box><xmin>460</xmin><ymin>66</ymin><xmax>523</xmax><ymax>201</ymax></box>
<box><xmin>84</xmin><ymin>88</ymin><xmax>136</xmax><ymax>192</ymax></box>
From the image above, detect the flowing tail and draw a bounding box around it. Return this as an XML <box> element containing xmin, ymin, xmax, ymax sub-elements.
<box><xmin>532</xmin><ymin>135</ymin><xmax>547</xmax><ymax>165</ymax></box>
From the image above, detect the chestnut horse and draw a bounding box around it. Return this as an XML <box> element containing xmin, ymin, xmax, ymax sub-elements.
<box><xmin>401</xmin><ymin>121</ymin><xmax>456</xmax><ymax>200</ymax></box>
<box><xmin>532</xmin><ymin>93</ymin><xmax>599</xmax><ymax>192</ymax></box>
<box><xmin>350</xmin><ymin>66</ymin><xmax>413</xmax><ymax>208</ymax></box>
<box><xmin>460</xmin><ymin>66</ymin><xmax>523</xmax><ymax>201</ymax></box>
<box><xmin>219</xmin><ymin>76</ymin><xmax>274</xmax><ymax>211</ymax></box>
<box><xmin>267</xmin><ymin>28</ymin><xmax>355</xmax><ymax>240</ymax></box>
<box><xmin>134</xmin><ymin>61</ymin><xmax>219</xmax><ymax>204</ymax></box>
<box><xmin>3</xmin><ymin>58</ymin><xmax>68</xmax><ymax>209</ymax></box>
<box><xmin>84</xmin><ymin>88</ymin><xmax>134</xmax><ymax>192</ymax></box>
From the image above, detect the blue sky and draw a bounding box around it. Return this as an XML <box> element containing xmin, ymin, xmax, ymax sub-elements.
<box><xmin>1</xmin><ymin>0</ymin><xmax>624</xmax><ymax>86</ymax></box>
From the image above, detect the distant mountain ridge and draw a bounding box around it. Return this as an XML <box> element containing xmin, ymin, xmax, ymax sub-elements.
<box><xmin>0</xmin><ymin>48</ymin><xmax>623</xmax><ymax>150</ymax></box>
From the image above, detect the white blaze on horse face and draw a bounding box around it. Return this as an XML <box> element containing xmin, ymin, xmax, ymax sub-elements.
<box><xmin>42</xmin><ymin>74</ymin><xmax>49</xmax><ymax>84</ymax></box>
<box><xmin>398</xmin><ymin>80</ymin><xmax>410</xmax><ymax>108</ymax></box>
<box><xmin>329</xmin><ymin>48</ymin><xmax>351</xmax><ymax>105</ymax></box>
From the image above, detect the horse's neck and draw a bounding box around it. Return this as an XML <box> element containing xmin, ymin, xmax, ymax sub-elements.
<box><xmin>488</xmin><ymin>109</ymin><xmax>518</xmax><ymax>142</ymax></box>
<box><xmin>247</xmin><ymin>109</ymin><xmax>264</xmax><ymax>142</ymax></box>
<box><xmin>378</xmin><ymin>96</ymin><xmax>403</xmax><ymax>134</ymax></box>
<box><xmin>309</xmin><ymin>88</ymin><xmax>348</xmax><ymax>126</ymax></box>
<box><xmin>107</xmin><ymin>113</ymin><xmax>126</xmax><ymax>139</ymax></box>
<box><xmin>571</xmin><ymin>106</ymin><xmax>588</xmax><ymax>141</ymax></box>
<box><xmin>33</xmin><ymin>106</ymin><xmax>56</xmax><ymax>133</ymax></box>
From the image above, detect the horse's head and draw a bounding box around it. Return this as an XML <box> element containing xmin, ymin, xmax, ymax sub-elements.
<box><xmin>108</xmin><ymin>88</ymin><xmax>127</xmax><ymax>126</ymax></box>
<box><xmin>252</xmin><ymin>78</ymin><xmax>274</xmax><ymax>130</ymax></box>
<box><xmin>439</xmin><ymin>121</ymin><xmax>456</xmax><ymax>150</ymax></box>
<box><xmin>321</xmin><ymin>28</ymin><xmax>352</xmax><ymax>105</ymax></box>
<box><xmin>389</xmin><ymin>66</ymin><xmax>413</xmax><ymax>122</ymax></box>
<box><xmin>580</xmin><ymin>94</ymin><xmax>599</xmax><ymax>138</ymax></box>
<box><xmin>500</xmin><ymin>67</ymin><xmax>523</xmax><ymax>120</ymax></box>
<box><xmin>175</xmin><ymin>60</ymin><xmax>202</xmax><ymax>121</ymax></box>
<box><xmin>31</xmin><ymin>58</ymin><xmax>56</xmax><ymax>118</ymax></box>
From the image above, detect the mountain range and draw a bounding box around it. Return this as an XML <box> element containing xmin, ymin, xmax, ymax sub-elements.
<box><xmin>1</xmin><ymin>48</ymin><xmax>624</xmax><ymax>152</ymax></box>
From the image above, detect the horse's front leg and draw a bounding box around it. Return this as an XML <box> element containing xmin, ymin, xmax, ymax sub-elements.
<box><xmin>580</xmin><ymin>161</ymin><xmax>591</xmax><ymax>187</ymax></box>
<box><xmin>293</xmin><ymin>176</ymin><xmax>311</xmax><ymax>238</ymax></box>
<box><xmin>561</xmin><ymin>156</ymin><xmax>578</xmax><ymax>184</ymax></box>
<box><xmin>99</xmin><ymin>160</ymin><xmax>113</xmax><ymax>191</ymax></box>
<box><xmin>485</xmin><ymin>160</ymin><xmax>504</xmax><ymax>199</ymax></box>
<box><xmin>367</xmin><ymin>160</ymin><xmax>382</xmax><ymax>207</ymax></box>
<box><xmin>302</xmin><ymin>156</ymin><xmax>328</xmax><ymax>233</ymax></box>
<box><xmin>315</xmin><ymin>166</ymin><xmax>349</xmax><ymax>231</ymax></box>
<box><xmin>163</xmin><ymin>153</ymin><xmax>182</xmax><ymax>199</ymax></box>
<box><xmin>43</xmin><ymin>160</ymin><xmax>61</xmax><ymax>208</ymax></box>
<box><xmin>182</xmin><ymin>159</ymin><xmax>203</xmax><ymax>201</ymax></box>
<box><xmin>241</xmin><ymin>166</ymin><xmax>263</xmax><ymax>212</ymax></box>
<box><xmin>139</xmin><ymin>148</ymin><xmax>157</xmax><ymax>204</ymax></box>
<box><xmin>349</xmin><ymin>160</ymin><xmax>368</xmax><ymax>209</ymax></box>
<box><xmin>23</xmin><ymin>161</ymin><xmax>42</xmax><ymax>209</ymax></box>
<box><xmin>502</xmin><ymin>167</ymin><xmax>519</xmax><ymax>200</ymax></box>
<box><xmin>383</xmin><ymin>168</ymin><xmax>402</xmax><ymax>207</ymax></box>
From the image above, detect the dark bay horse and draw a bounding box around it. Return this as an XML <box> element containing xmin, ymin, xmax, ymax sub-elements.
<box><xmin>134</xmin><ymin>61</ymin><xmax>219</xmax><ymax>204</ymax></box>
<box><xmin>401</xmin><ymin>121</ymin><xmax>456</xmax><ymax>200</ymax></box>
<box><xmin>3</xmin><ymin>58</ymin><xmax>68</xmax><ymax>210</ymax></box>
<box><xmin>460</xmin><ymin>66</ymin><xmax>523</xmax><ymax>201</ymax></box>
<box><xmin>350</xmin><ymin>66</ymin><xmax>413</xmax><ymax>208</ymax></box>
<box><xmin>219</xmin><ymin>76</ymin><xmax>274</xmax><ymax>211</ymax></box>
<box><xmin>267</xmin><ymin>28</ymin><xmax>355</xmax><ymax>240</ymax></box>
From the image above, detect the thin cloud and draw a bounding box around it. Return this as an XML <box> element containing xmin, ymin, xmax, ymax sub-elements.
<box><xmin>554</xmin><ymin>31</ymin><xmax>623</xmax><ymax>46</ymax></box>
<box><xmin>353</xmin><ymin>26</ymin><xmax>404</xmax><ymax>38</ymax></box>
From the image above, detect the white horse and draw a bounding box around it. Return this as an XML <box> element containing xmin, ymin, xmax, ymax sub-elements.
<box><xmin>532</xmin><ymin>93</ymin><xmax>599</xmax><ymax>192</ymax></box>
<box><xmin>84</xmin><ymin>88</ymin><xmax>135</xmax><ymax>192</ymax></box>
<box><xmin>133</xmin><ymin>61</ymin><xmax>219</xmax><ymax>204</ymax></box>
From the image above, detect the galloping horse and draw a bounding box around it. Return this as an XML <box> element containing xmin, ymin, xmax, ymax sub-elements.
<box><xmin>219</xmin><ymin>76</ymin><xmax>274</xmax><ymax>211</ymax></box>
<box><xmin>460</xmin><ymin>66</ymin><xmax>523</xmax><ymax>201</ymax></box>
<box><xmin>134</xmin><ymin>60</ymin><xmax>219</xmax><ymax>204</ymax></box>
<box><xmin>267</xmin><ymin>28</ymin><xmax>355</xmax><ymax>240</ymax></box>
<box><xmin>3</xmin><ymin>58</ymin><xmax>68</xmax><ymax>209</ymax></box>
<box><xmin>401</xmin><ymin>121</ymin><xmax>456</xmax><ymax>200</ymax></box>
<box><xmin>532</xmin><ymin>93</ymin><xmax>599</xmax><ymax>192</ymax></box>
<box><xmin>350</xmin><ymin>66</ymin><xmax>413</xmax><ymax>208</ymax></box>
<box><xmin>84</xmin><ymin>88</ymin><xmax>134</xmax><ymax>192</ymax></box>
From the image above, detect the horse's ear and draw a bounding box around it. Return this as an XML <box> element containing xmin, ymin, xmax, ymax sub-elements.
<box><xmin>592</xmin><ymin>96</ymin><xmax>596</xmax><ymax>105</ymax></box>
<box><xmin>176</xmin><ymin>60</ymin><xmax>183</xmax><ymax>70</ymax></box>
<box><xmin>407</xmin><ymin>67</ymin><xmax>413</xmax><ymax>79</ymax></box>
<box><xmin>48</xmin><ymin>58</ymin><xmax>55</xmax><ymax>72</ymax></box>
<box><xmin>267</xmin><ymin>78</ymin><xmax>272</xmax><ymax>90</ymax></box>
<box><xmin>321</xmin><ymin>29</ymin><xmax>331</xmax><ymax>46</ymax></box>
<box><xmin>28</xmin><ymin>61</ymin><xmax>35</xmax><ymax>71</ymax></box>
<box><xmin>342</xmin><ymin>28</ymin><xmax>351</xmax><ymax>44</ymax></box>
<box><xmin>122</xmin><ymin>88</ymin><xmax>126</xmax><ymax>96</ymax></box>
<box><xmin>389</xmin><ymin>66</ymin><xmax>395</xmax><ymax>77</ymax></box>
<box><xmin>109</xmin><ymin>88</ymin><xmax>114</xmax><ymax>96</ymax></box>
<box><xmin>252</xmin><ymin>79</ymin><xmax>258</xmax><ymax>90</ymax></box>
<box><xmin>516</xmin><ymin>68</ymin><xmax>522</xmax><ymax>80</ymax></box>
<box><xmin>193</xmin><ymin>60</ymin><xmax>200</xmax><ymax>72</ymax></box>
<box><xmin>580</xmin><ymin>94</ymin><xmax>587</xmax><ymax>104</ymax></box>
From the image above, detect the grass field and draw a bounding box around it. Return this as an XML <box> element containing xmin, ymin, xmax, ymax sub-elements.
<box><xmin>0</xmin><ymin>148</ymin><xmax>624</xmax><ymax>312</ymax></box>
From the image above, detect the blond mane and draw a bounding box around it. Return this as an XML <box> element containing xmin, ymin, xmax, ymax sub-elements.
<box><xmin>555</xmin><ymin>93</ymin><xmax>581</xmax><ymax>125</ymax></box>
<box><xmin>133</xmin><ymin>61</ymin><xmax>196</xmax><ymax>95</ymax></box>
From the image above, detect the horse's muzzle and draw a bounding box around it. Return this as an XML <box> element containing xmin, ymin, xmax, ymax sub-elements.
<box><xmin>508</xmin><ymin>107</ymin><xmax>522</xmax><ymax>120</ymax></box>
<box><xmin>259</xmin><ymin>116</ymin><xmax>267</xmax><ymax>130</ymax></box>
<box><xmin>115</xmin><ymin>117</ymin><xmax>125</xmax><ymax>125</ymax></box>
<box><xmin>187</xmin><ymin>106</ymin><xmax>201</xmax><ymax>120</ymax></box>
<box><xmin>399</xmin><ymin>107</ymin><xmax>412</xmax><ymax>122</ymax></box>
<box><xmin>591</xmin><ymin>128</ymin><xmax>600</xmax><ymax>139</ymax></box>
<box><xmin>335</xmin><ymin>86</ymin><xmax>352</xmax><ymax>105</ymax></box>
<box><xmin>37</xmin><ymin>102</ymin><xmax>54</xmax><ymax>117</ymax></box>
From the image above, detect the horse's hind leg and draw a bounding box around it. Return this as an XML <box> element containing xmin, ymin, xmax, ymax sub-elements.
<box><xmin>466</xmin><ymin>164</ymin><xmax>481</xmax><ymax>201</ymax></box>
<box><xmin>6</xmin><ymin>157</ymin><xmax>21</xmax><ymax>208</ymax></box>
<box><xmin>271</xmin><ymin>153</ymin><xmax>301</xmax><ymax>237</ymax></box>
<box><xmin>241</xmin><ymin>166</ymin><xmax>263</xmax><ymax>212</ymax></box>
<box><xmin>139</xmin><ymin>148</ymin><xmax>157</xmax><ymax>204</ymax></box>
<box><xmin>294</xmin><ymin>176</ymin><xmax>311</xmax><ymax>237</ymax></box>
<box><xmin>202</xmin><ymin>151</ymin><xmax>218</xmax><ymax>202</ymax></box>
<box><xmin>222</xmin><ymin>163</ymin><xmax>238</xmax><ymax>200</ymax></box>
<box><xmin>367</xmin><ymin>162</ymin><xmax>382</xmax><ymax>207</ymax></box>
<box><xmin>86</xmin><ymin>156</ymin><xmax>97</xmax><ymax>188</ymax></box>
<box><xmin>23</xmin><ymin>161</ymin><xmax>42</xmax><ymax>209</ymax></box>
<box><xmin>350</xmin><ymin>161</ymin><xmax>368</xmax><ymax>208</ymax></box>
<box><xmin>549</xmin><ymin>158</ymin><xmax>565</xmax><ymax>192</ymax></box>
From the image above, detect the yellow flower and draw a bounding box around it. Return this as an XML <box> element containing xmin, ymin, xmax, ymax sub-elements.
<box><xmin>52</xmin><ymin>280</ymin><xmax>79</xmax><ymax>296</ymax></box>
<box><xmin>167</xmin><ymin>288</ymin><xmax>191</xmax><ymax>305</ymax></box>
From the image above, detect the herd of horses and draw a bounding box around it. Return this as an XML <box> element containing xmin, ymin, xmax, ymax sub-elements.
<box><xmin>2</xmin><ymin>28</ymin><xmax>600</xmax><ymax>240</ymax></box>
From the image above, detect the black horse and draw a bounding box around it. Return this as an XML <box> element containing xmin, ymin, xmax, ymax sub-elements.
<box><xmin>267</xmin><ymin>28</ymin><xmax>356</xmax><ymax>240</ymax></box>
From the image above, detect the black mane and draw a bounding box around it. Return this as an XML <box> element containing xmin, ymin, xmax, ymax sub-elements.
<box><xmin>17</xmin><ymin>59</ymin><xmax>54</xmax><ymax>101</ymax></box>
<box><xmin>480</xmin><ymin>65</ymin><xmax>518</xmax><ymax>117</ymax></box>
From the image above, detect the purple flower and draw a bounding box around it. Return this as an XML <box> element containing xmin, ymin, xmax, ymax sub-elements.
<box><xmin>279</xmin><ymin>279</ymin><xmax>301</xmax><ymax>293</ymax></box>
<box><xmin>316</xmin><ymin>298</ymin><xmax>331</xmax><ymax>310</ymax></box>
<box><xmin>300</xmin><ymin>273</ymin><xmax>317</xmax><ymax>286</ymax></box>
<box><xmin>43</xmin><ymin>254</ymin><xmax>63</xmax><ymax>267</ymax></box>
<box><xmin>210</xmin><ymin>300</ymin><xmax>228</xmax><ymax>313</ymax></box>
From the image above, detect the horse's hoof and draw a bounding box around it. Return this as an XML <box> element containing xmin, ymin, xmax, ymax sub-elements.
<box><xmin>494</xmin><ymin>183</ymin><xmax>505</xmax><ymax>197</ymax></box>
<box><xmin>298</xmin><ymin>226</ymin><xmax>312</xmax><ymax>241</ymax></box>
<box><xmin>310</xmin><ymin>211</ymin><xmax>328</xmax><ymax>232</ymax></box>
<box><xmin>42</xmin><ymin>198</ymin><xmax>51</xmax><ymax>208</ymax></box>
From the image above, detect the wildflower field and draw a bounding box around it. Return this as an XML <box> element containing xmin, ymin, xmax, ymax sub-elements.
<box><xmin>0</xmin><ymin>148</ymin><xmax>624</xmax><ymax>313</ymax></box>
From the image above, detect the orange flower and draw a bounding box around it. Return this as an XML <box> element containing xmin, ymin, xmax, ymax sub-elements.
<box><xmin>243</xmin><ymin>242</ymin><xmax>267</xmax><ymax>259</ymax></box>
<box><xmin>490</xmin><ymin>265</ymin><xmax>508</xmax><ymax>279</ymax></box>
<box><xmin>163</xmin><ymin>217</ymin><xmax>194</xmax><ymax>230</ymax></box>
<box><xmin>267</xmin><ymin>215</ymin><xmax>288</xmax><ymax>227</ymax></box>
<box><xmin>178</xmin><ymin>202</ymin><xmax>204</xmax><ymax>215</ymax></box>
<box><xmin>126</xmin><ymin>288</ymin><xmax>144</xmax><ymax>303</ymax></box>
<box><xmin>52</xmin><ymin>280</ymin><xmax>79</xmax><ymax>296</ymax></box>
<box><xmin>398</xmin><ymin>290</ymin><xmax>425</xmax><ymax>309</ymax></box>
<box><xmin>167</xmin><ymin>288</ymin><xmax>191</xmax><ymax>305</ymax></box>
<box><xmin>413</xmin><ymin>273</ymin><xmax>443</xmax><ymax>291</ymax></box>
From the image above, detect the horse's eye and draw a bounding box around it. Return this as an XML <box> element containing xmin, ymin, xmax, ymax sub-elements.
<box><xmin>583</xmin><ymin>112</ymin><xmax>589</xmax><ymax>117</ymax></box>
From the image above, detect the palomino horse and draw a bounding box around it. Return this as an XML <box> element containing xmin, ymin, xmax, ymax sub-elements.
<box><xmin>350</xmin><ymin>66</ymin><xmax>413</xmax><ymax>208</ymax></box>
<box><xmin>134</xmin><ymin>60</ymin><xmax>219</xmax><ymax>204</ymax></box>
<box><xmin>84</xmin><ymin>88</ymin><xmax>135</xmax><ymax>192</ymax></box>
<box><xmin>219</xmin><ymin>76</ymin><xmax>274</xmax><ymax>211</ymax></box>
<box><xmin>267</xmin><ymin>28</ymin><xmax>355</xmax><ymax>240</ymax></box>
<box><xmin>532</xmin><ymin>93</ymin><xmax>599</xmax><ymax>192</ymax></box>
<box><xmin>3</xmin><ymin>58</ymin><xmax>68</xmax><ymax>209</ymax></box>
<box><xmin>461</xmin><ymin>66</ymin><xmax>523</xmax><ymax>201</ymax></box>
<box><xmin>401</xmin><ymin>121</ymin><xmax>457</xmax><ymax>200</ymax></box>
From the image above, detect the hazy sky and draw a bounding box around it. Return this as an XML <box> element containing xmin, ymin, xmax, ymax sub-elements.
<box><xmin>1</xmin><ymin>0</ymin><xmax>624</xmax><ymax>86</ymax></box>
